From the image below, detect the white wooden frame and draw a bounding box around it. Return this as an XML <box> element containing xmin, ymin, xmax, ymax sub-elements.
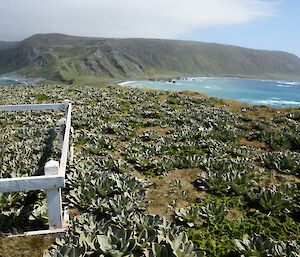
<box><xmin>0</xmin><ymin>100</ymin><xmax>72</xmax><ymax>231</ymax></box>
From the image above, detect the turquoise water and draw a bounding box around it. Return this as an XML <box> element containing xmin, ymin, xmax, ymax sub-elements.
<box><xmin>120</xmin><ymin>77</ymin><xmax>300</xmax><ymax>107</ymax></box>
<box><xmin>0</xmin><ymin>77</ymin><xmax>19</xmax><ymax>85</ymax></box>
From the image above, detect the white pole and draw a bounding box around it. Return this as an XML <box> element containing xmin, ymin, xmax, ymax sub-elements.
<box><xmin>64</xmin><ymin>99</ymin><xmax>70</xmax><ymax>118</ymax></box>
<box><xmin>69</xmin><ymin>126</ymin><xmax>74</xmax><ymax>164</ymax></box>
<box><xmin>44</xmin><ymin>160</ymin><xmax>62</xmax><ymax>229</ymax></box>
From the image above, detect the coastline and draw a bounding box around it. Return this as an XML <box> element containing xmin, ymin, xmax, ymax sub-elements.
<box><xmin>117</xmin><ymin>77</ymin><xmax>300</xmax><ymax>108</ymax></box>
<box><xmin>0</xmin><ymin>72</ymin><xmax>44</xmax><ymax>85</ymax></box>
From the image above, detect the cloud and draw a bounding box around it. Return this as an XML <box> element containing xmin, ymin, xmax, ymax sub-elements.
<box><xmin>0</xmin><ymin>0</ymin><xmax>277</xmax><ymax>40</ymax></box>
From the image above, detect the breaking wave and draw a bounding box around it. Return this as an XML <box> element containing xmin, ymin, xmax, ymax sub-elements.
<box><xmin>118</xmin><ymin>81</ymin><xmax>136</xmax><ymax>86</ymax></box>
<box><xmin>240</xmin><ymin>98</ymin><xmax>300</xmax><ymax>107</ymax></box>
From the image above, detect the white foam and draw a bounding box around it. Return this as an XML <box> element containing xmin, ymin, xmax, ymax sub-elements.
<box><xmin>0</xmin><ymin>77</ymin><xmax>14</xmax><ymax>81</ymax></box>
<box><xmin>205</xmin><ymin>86</ymin><xmax>221</xmax><ymax>90</ymax></box>
<box><xmin>277</xmin><ymin>80</ymin><xmax>299</xmax><ymax>86</ymax></box>
<box><xmin>118</xmin><ymin>81</ymin><xmax>136</xmax><ymax>86</ymax></box>
<box><xmin>277</xmin><ymin>84</ymin><xmax>293</xmax><ymax>88</ymax></box>
<box><xmin>187</xmin><ymin>77</ymin><xmax>211</xmax><ymax>81</ymax></box>
<box><xmin>260</xmin><ymin>79</ymin><xmax>272</xmax><ymax>82</ymax></box>
<box><xmin>241</xmin><ymin>98</ymin><xmax>300</xmax><ymax>106</ymax></box>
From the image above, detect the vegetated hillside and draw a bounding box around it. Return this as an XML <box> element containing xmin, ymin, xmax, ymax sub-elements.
<box><xmin>0</xmin><ymin>41</ymin><xmax>16</xmax><ymax>50</ymax></box>
<box><xmin>0</xmin><ymin>33</ymin><xmax>300</xmax><ymax>83</ymax></box>
<box><xmin>0</xmin><ymin>84</ymin><xmax>299</xmax><ymax>256</ymax></box>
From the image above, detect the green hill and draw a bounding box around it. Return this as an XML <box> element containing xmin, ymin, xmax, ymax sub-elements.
<box><xmin>0</xmin><ymin>41</ymin><xmax>17</xmax><ymax>48</ymax></box>
<box><xmin>1</xmin><ymin>33</ymin><xmax>300</xmax><ymax>83</ymax></box>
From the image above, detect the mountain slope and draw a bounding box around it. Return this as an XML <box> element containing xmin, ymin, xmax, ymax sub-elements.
<box><xmin>0</xmin><ymin>41</ymin><xmax>17</xmax><ymax>50</ymax></box>
<box><xmin>0</xmin><ymin>33</ymin><xmax>300</xmax><ymax>82</ymax></box>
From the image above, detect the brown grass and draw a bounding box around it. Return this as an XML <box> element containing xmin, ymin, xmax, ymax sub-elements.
<box><xmin>258</xmin><ymin>171</ymin><xmax>283</xmax><ymax>188</ymax></box>
<box><xmin>258</xmin><ymin>170</ymin><xmax>300</xmax><ymax>189</ymax></box>
<box><xmin>226</xmin><ymin>208</ymin><xmax>243</xmax><ymax>221</ymax></box>
<box><xmin>0</xmin><ymin>236</ymin><xmax>54</xmax><ymax>257</ymax></box>
<box><xmin>178</xmin><ymin>90</ymin><xmax>209</xmax><ymax>99</ymax></box>
<box><xmin>145</xmin><ymin>168</ymin><xmax>207</xmax><ymax>221</ymax></box>
<box><xmin>135</xmin><ymin>126</ymin><xmax>173</xmax><ymax>137</ymax></box>
<box><xmin>238</xmin><ymin>138</ymin><xmax>267</xmax><ymax>149</ymax></box>
<box><xmin>274</xmin><ymin>172</ymin><xmax>300</xmax><ymax>184</ymax></box>
<box><xmin>225</xmin><ymin>101</ymin><xmax>297</xmax><ymax>121</ymax></box>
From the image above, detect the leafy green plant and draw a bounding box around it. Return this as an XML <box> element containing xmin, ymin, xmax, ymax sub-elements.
<box><xmin>199</xmin><ymin>203</ymin><xmax>228</xmax><ymax>224</ymax></box>
<box><xmin>235</xmin><ymin>234</ymin><xmax>300</xmax><ymax>257</ymax></box>
<box><xmin>195</xmin><ymin>169</ymin><xmax>257</xmax><ymax>195</ymax></box>
<box><xmin>248</xmin><ymin>185</ymin><xmax>294</xmax><ymax>214</ymax></box>
<box><xmin>175</xmin><ymin>207</ymin><xmax>202</xmax><ymax>227</ymax></box>
<box><xmin>167</xmin><ymin>232</ymin><xmax>201</xmax><ymax>257</ymax></box>
<box><xmin>44</xmin><ymin>246</ymin><xmax>83</xmax><ymax>257</ymax></box>
<box><xmin>68</xmin><ymin>186</ymin><xmax>97</xmax><ymax>209</ymax></box>
<box><xmin>31</xmin><ymin>93</ymin><xmax>50</xmax><ymax>101</ymax></box>
<box><xmin>261</xmin><ymin>151</ymin><xmax>300</xmax><ymax>176</ymax></box>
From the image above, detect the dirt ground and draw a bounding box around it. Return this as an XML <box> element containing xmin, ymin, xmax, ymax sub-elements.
<box><xmin>0</xmin><ymin>236</ymin><xmax>54</xmax><ymax>257</ymax></box>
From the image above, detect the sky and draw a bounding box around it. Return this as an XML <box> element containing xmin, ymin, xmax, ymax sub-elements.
<box><xmin>0</xmin><ymin>0</ymin><xmax>299</xmax><ymax>57</ymax></box>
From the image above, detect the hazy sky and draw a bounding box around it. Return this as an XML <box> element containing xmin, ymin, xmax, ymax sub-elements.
<box><xmin>0</xmin><ymin>0</ymin><xmax>299</xmax><ymax>56</ymax></box>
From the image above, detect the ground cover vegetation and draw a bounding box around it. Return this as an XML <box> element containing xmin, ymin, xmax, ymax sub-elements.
<box><xmin>0</xmin><ymin>85</ymin><xmax>299</xmax><ymax>257</ymax></box>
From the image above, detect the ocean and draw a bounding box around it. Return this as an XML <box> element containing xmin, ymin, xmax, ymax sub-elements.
<box><xmin>119</xmin><ymin>77</ymin><xmax>300</xmax><ymax>107</ymax></box>
<box><xmin>0</xmin><ymin>77</ymin><xmax>20</xmax><ymax>85</ymax></box>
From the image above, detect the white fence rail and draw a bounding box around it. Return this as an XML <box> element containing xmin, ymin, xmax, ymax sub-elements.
<box><xmin>0</xmin><ymin>100</ymin><xmax>72</xmax><ymax>231</ymax></box>
<box><xmin>0</xmin><ymin>103</ymin><xmax>65</xmax><ymax>112</ymax></box>
<box><xmin>0</xmin><ymin>175</ymin><xmax>64</xmax><ymax>193</ymax></box>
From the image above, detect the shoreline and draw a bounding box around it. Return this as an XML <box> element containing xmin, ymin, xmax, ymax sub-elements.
<box><xmin>116</xmin><ymin>76</ymin><xmax>300</xmax><ymax>85</ymax></box>
<box><xmin>117</xmin><ymin>77</ymin><xmax>300</xmax><ymax>108</ymax></box>
<box><xmin>0</xmin><ymin>72</ymin><xmax>44</xmax><ymax>85</ymax></box>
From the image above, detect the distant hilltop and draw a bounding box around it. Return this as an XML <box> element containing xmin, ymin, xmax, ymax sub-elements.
<box><xmin>1</xmin><ymin>33</ymin><xmax>300</xmax><ymax>83</ymax></box>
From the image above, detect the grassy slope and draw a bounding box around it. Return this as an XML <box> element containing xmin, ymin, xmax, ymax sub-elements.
<box><xmin>1</xmin><ymin>34</ymin><xmax>300</xmax><ymax>83</ymax></box>
<box><xmin>0</xmin><ymin>84</ymin><xmax>299</xmax><ymax>256</ymax></box>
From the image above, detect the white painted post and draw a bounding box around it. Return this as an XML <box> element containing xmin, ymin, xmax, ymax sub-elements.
<box><xmin>63</xmin><ymin>99</ymin><xmax>72</xmax><ymax>162</ymax></box>
<box><xmin>63</xmin><ymin>205</ymin><xmax>69</xmax><ymax>226</ymax></box>
<box><xmin>64</xmin><ymin>99</ymin><xmax>70</xmax><ymax>118</ymax></box>
<box><xmin>44</xmin><ymin>160</ymin><xmax>62</xmax><ymax>229</ymax></box>
<box><xmin>69</xmin><ymin>126</ymin><xmax>74</xmax><ymax>164</ymax></box>
<box><xmin>57</xmin><ymin>118</ymin><xmax>66</xmax><ymax>148</ymax></box>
